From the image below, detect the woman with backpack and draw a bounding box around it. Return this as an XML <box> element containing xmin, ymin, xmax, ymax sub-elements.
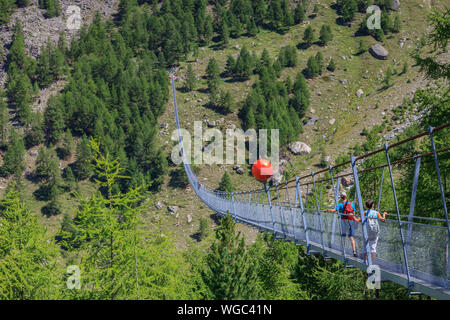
<box><xmin>362</xmin><ymin>200</ymin><xmax>387</xmax><ymax>263</ymax></box>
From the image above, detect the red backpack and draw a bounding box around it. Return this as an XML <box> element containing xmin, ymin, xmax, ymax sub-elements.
<box><xmin>341</xmin><ymin>201</ymin><xmax>354</xmax><ymax>220</ymax></box>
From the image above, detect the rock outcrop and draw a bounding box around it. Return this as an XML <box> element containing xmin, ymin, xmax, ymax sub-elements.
<box><xmin>369</xmin><ymin>44</ymin><xmax>389</xmax><ymax>60</ymax></box>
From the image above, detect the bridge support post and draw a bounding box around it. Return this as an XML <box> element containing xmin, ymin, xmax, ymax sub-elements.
<box><xmin>312</xmin><ymin>172</ymin><xmax>326</xmax><ymax>254</ymax></box>
<box><xmin>376</xmin><ymin>167</ymin><xmax>385</xmax><ymax>212</ymax></box>
<box><xmin>231</xmin><ymin>193</ymin><xmax>237</xmax><ymax>222</ymax></box>
<box><xmin>265</xmin><ymin>183</ymin><xmax>277</xmax><ymax>236</ymax></box>
<box><xmin>296</xmin><ymin>177</ymin><xmax>310</xmax><ymax>252</ymax></box>
<box><xmin>350</xmin><ymin>155</ymin><xmax>372</xmax><ymax>266</ymax></box>
<box><xmin>406</xmin><ymin>157</ymin><xmax>421</xmax><ymax>255</ymax></box>
<box><xmin>384</xmin><ymin>144</ymin><xmax>413</xmax><ymax>291</ymax></box>
<box><xmin>285</xmin><ymin>179</ymin><xmax>291</xmax><ymax>206</ymax></box>
<box><xmin>428</xmin><ymin>126</ymin><xmax>450</xmax><ymax>287</ymax></box>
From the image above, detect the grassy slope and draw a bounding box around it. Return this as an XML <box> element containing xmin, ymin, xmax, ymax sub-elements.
<box><xmin>5</xmin><ymin>0</ymin><xmax>444</xmax><ymax>250</ymax></box>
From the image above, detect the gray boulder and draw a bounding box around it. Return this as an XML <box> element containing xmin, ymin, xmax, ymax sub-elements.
<box><xmin>369</xmin><ymin>44</ymin><xmax>389</xmax><ymax>60</ymax></box>
<box><xmin>289</xmin><ymin>142</ymin><xmax>311</xmax><ymax>155</ymax></box>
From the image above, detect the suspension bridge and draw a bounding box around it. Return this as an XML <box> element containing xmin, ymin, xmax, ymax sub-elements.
<box><xmin>169</xmin><ymin>72</ymin><xmax>450</xmax><ymax>300</ymax></box>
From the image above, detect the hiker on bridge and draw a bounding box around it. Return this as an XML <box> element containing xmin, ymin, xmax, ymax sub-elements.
<box><xmin>326</xmin><ymin>192</ymin><xmax>360</xmax><ymax>257</ymax></box>
<box><xmin>361</xmin><ymin>200</ymin><xmax>387</xmax><ymax>263</ymax></box>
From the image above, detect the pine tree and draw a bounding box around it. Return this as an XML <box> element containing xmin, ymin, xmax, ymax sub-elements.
<box><xmin>315</xmin><ymin>51</ymin><xmax>324</xmax><ymax>75</ymax></box>
<box><xmin>204</xmin><ymin>15</ymin><xmax>214</xmax><ymax>44</ymax></box>
<box><xmin>1</xmin><ymin>128</ymin><xmax>25</xmax><ymax>178</ymax></box>
<box><xmin>294</xmin><ymin>2</ymin><xmax>306</xmax><ymax>24</ymax></box>
<box><xmin>383</xmin><ymin>65</ymin><xmax>393</xmax><ymax>88</ymax></box>
<box><xmin>72</xmin><ymin>134</ymin><xmax>93</xmax><ymax>180</ymax></box>
<box><xmin>340</xmin><ymin>0</ymin><xmax>358</xmax><ymax>22</ymax></box>
<box><xmin>305</xmin><ymin>55</ymin><xmax>319</xmax><ymax>78</ymax></box>
<box><xmin>68</xmin><ymin>138</ymin><xmax>197</xmax><ymax>299</ymax></box>
<box><xmin>63</xmin><ymin>166</ymin><xmax>78</xmax><ymax>193</ymax></box>
<box><xmin>218</xmin><ymin>90</ymin><xmax>234</xmax><ymax>114</ymax></box>
<box><xmin>198</xmin><ymin>217</ymin><xmax>210</xmax><ymax>241</ymax></box>
<box><xmin>303</xmin><ymin>26</ymin><xmax>315</xmax><ymax>47</ymax></box>
<box><xmin>0</xmin><ymin>186</ymin><xmax>62</xmax><ymax>299</ymax></box>
<box><xmin>0</xmin><ymin>0</ymin><xmax>14</xmax><ymax>25</ymax></box>
<box><xmin>219</xmin><ymin>20</ymin><xmax>230</xmax><ymax>46</ymax></box>
<box><xmin>357</xmin><ymin>39</ymin><xmax>368</xmax><ymax>54</ymax></box>
<box><xmin>246</xmin><ymin>18</ymin><xmax>258</xmax><ymax>37</ymax></box>
<box><xmin>9</xmin><ymin>21</ymin><xmax>26</xmax><ymax>69</ymax></box>
<box><xmin>218</xmin><ymin>171</ymin><xmax>234</xmax><ymax>192</ymax></box>
<box><xmin>392</xmin><ymin>15</ymin><xmax>401</xmax><ymax>33</ymax></box>
<box><xmin>0</xmin><ymin>97</ymin><xmax>8</xmax><ymax>147</ymax></box>
<box><xmin>291</xmin><ymin>72</ymin><xmax>310</xmax><ymax>118</ymax></box>
<box><xmin>234</xmin><ymin>46</ymin><xmax>253</xmax><ymax>80</ymax></box>
<box><xmin>202</xmin><ymin>213</ymin><xmax>259</xmax><ymax>299</ymax></box>
<box><xmin>225</xmin><ymin>55</ymin><xmax>236</xmax><ymax>77</ymax></box>
<box><xmin>59</xmin><ymin>129</ymin><xmax>75</xmax><ymax>160</ymax></box>
<box><xmin>319</xmin><ymin>25</ymin><xmax>333</xmax><ymax>46</ymax></box>
<box><xmin>44</xmin><ymin>95</ymin><xmax>65</xmax><ymax>144</ymax></box>
<box><xmin>24</xmin><ymin>111</ymin><xmax>45</xmax><ymax>148</ymax></box>
<box><xmin>184</xmin><ymin>64</ymin><xmax>197</xmax><ymax>92</ymax></box>
<box><xmin>327</xmin><ymin>58</ymin><xmax>336</xmax><ymax>72</ymax></box>
<box><xmin>35</xmin><ymin>146</ymin><xmax>61</xmax><ymax>183</ymax></box>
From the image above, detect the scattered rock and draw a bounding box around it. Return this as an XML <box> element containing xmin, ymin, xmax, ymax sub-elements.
<box><xmin>369</xmin><ymin>44</ymin><xmax>389</xmax><ymax>60</ymax></box>
<box><xmin>269</xmin><ymin>172</ymin><xmax>283</xmax><ymax>185</ymax></box>
<box><xmin>329</xmin><ymin>118</ymin><xmax>336</xmax><ymax>125</ymax></box>
<box><xmin>160</xmin><ymin>123</ymin><xmax>168</xmax><ymax>129</ymax></box>
<box><xmin>236</xmin><ymin>167</ymin><xmax>244</xmax><ymax>175</ymax></box>
<box><xmin>340</xmin><ymin>79</ymin><xmax>348</xmax><ymax>84</ymax></box>
<box><xmin>187</xmin><ymin>214</ymin><xmax>192</xmax><ymax>223</ymax></box>
<box><xmin>168</xmin><ymin>206</ymin><xmax>179</xmax><ymax>214</ymax></box>
<box><xmin>393</xmin><ymin>0</ymin><xmax>400</xmax><ymax>10</ymax></box>
<box><xmin>356</xmin><ymin>89</ymin><xmax>364</xmax><ymax>98</ymax></box>
<box><xmin>310</xmin><ymin>108</ymin><xmax>316</xmax><ymax>114</ymax></box>
<box><xmin>289</xmin><ymin>141</ymin><xmax>311</xmax><ymax>155</ymax></box>
<box><xmin>207</xmin><ymin>120</ymin><xmax>216</xmax><ymax>127</ymax></box>
<box><xmin>305</xmin><ymin>116</ymin><xmax>318</xmax><ymax>126</ymax></box>
<box><xmin>155</xmin><ymin>201</ymin><xmax>163</xmax><ymax>210</ymax></box>
<box><xmin>341</xmin><ymin>177</ymin><xmax>353</xmax><ymax>187</ymax></box>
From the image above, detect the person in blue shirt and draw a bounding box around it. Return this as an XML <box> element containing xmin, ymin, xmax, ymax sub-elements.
<box><xmin>327</xmin><ymin>192</ymin><xmax>360</xmax><ymax>257</ymax></box>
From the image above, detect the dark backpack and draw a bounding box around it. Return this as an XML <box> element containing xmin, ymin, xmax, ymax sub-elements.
<box><xmin>342</xmin><ymin>201</ymin><xmax>354</xmax><ymax>220</ymax></box>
